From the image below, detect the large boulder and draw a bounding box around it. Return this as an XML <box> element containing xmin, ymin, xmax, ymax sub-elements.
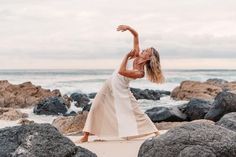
<box><xmin>171</xmin><ymin>79</ymin><xmax>236</xmax><ymax>101</ymax></box>
<box><xmin>70</xmin><ymin>93</ymin><xmax>90</xmax><ymax>108</ymax></box>
<box><xmin>0</xmin><ymin>123</ymin><xmax>97</xmax><ymax>157</ymax></box>
<box><xmin>138</xmin><ymin>122</ymin><xmax>236</xmax><ymax>157</ymax></box>
<box><xmin>145</xmin><ymin>106</ymin><xmax>187</xmax><ymax>123</ymax></box>
<box><xmin>171</xmin><ymin>80</ymin><xmax>222</xmax><ymax>101</ymax></box>
<box><xmin>205</xmin><ymin>91</ymin><xmax>236</xmax><ymax>121</ymax></box>
<box><xmin>216</xmin><ymin>112</ymin><xmax>236</xmax><ymax>132</ymax></box>
<box><xmin>0</xmin><ymin>80</ymin><xmax>61</xmax><ymax>108</ymax></box>
<box><xmin>52</xmin><ymin>112</ymin><xmax>88</xmax><ymax>135</ymax></box>
<box><xmin>0</xmin><ymin>107</ymin><xmax>28</xmax><ymax>121</ymax></box>
<box><xmin>33</xmin><ymin>97</ymin><xmax>68</xmax><ymax>115</ymax></box>
<box><xmin>181</xmin><ymin>98</ymin><xmax>212</xmax><ymax>121</ymax></box>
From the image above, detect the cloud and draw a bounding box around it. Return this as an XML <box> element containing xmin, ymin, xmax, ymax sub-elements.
<box><xmin>0</xmin><ymin>0</ymin><xmax>235</xmax><ymax>68</ymax></box>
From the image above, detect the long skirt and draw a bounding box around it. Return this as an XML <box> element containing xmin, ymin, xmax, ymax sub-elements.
<box><xmin>82</xmin><ymin>69</ymin><xmax>158</xmax><ymax>138</ymax></box>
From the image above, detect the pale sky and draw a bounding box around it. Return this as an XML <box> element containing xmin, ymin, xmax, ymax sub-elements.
<box><xmin>0</xmin><ymin>0</ymin><xmax>236</xmax><ymax>69</ymax></box>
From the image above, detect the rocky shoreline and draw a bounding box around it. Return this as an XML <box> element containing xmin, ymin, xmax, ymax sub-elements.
<box><xmin>1</xmin><ymin>78</ymin><xmax>236</xmax><ymax>157</ymax></box>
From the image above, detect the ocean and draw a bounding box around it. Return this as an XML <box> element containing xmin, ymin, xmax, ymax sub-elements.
<box><xmin>0</xmin><ymin>69</ymin><xmax>236</xmax><ymax>111</ymax></box>
<box><xmin>0</xmin><ymin>69</ymin><xmax>236</xmax><ymax>129</ymax></box>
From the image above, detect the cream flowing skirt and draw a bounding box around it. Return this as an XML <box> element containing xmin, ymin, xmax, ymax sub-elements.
<box><xmin>82</xmin><ymin>69</ymin><xmax>158</xmax><ymax>138</ymax></box>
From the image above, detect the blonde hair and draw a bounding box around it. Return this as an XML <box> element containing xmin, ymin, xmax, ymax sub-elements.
<box><xmin>145</xmin><ymin>47</ymin><xmax>165</xmax><ymax>84</ymax></box>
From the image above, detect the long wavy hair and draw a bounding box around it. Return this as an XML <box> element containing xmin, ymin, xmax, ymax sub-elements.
<box><xmin>145</xmin><ymin>47</ymin><xmax>165</xmax><ymax>84</ymax></box>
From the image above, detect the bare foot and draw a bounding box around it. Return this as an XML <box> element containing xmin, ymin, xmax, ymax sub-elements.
<box><xmin>75</xmin><ymin>136</ymin><xmax>88</xmax><ymax>143</ymax></box>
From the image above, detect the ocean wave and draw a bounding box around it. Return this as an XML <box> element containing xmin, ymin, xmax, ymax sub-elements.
<box><xmin>0</xmin><ymin>69</ymin><xmax>236</xmax><ymax>95</ymax></box>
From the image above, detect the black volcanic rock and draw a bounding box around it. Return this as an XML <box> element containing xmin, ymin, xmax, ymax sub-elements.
<box><xmin>33</xmin><ymin>97</ymin><xmax>68</xmax><ymax>115</ymax></box>
<box><xmin>145</xmin><ymin>106</ymin><xmax>187</xmax><ymax>122</ymax></box>
<box><xmin>138</xmin><ymin>122</ymin><xmax>236</xmax><ymax>157</ymax></box>
<box><xmin>130</xmin><ymin>88</ymin><xmax>159</xmax><ymax>100</ymax></box>
<box><xmin>182</xmin><ymin>98</ymin><xmax>212</xmax><ymax>121</ymax></box>
<box><xmin>205</xmin><ymin>91</ymin><xmax>236</xmax><ymax>121</ymax></box>
<box><xmin>82</xmin><ymin>103</ymin><xmax>92</xmax><ymax>112</ymax></box>
<box><xmin>70</xmin><ymin>93</ymin><xmax>90</xmax><ymax>108</ymax></box>
<box><xmin>0</xmin><ymin>123</ymin><xmax>97</xmax><ymax>157</ymax></box>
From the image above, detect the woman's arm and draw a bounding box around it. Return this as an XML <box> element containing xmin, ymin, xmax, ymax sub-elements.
<box><xmin>117</xmin><ymin>25</ymin><xmax>140</xmax><ymax>57</ymax></box>
<box><xmin>129</xmin><ymin>26</ymin><xmax>140</xmax><ymax>57</ymax></box>
<box><xmin>118</xmin><ymin>50</ymin><xmax>144</xmax><ymax>79</ymax></box>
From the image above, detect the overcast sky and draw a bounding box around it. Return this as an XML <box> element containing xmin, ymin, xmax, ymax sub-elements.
<box><xmin>0</xmin><ymin>0</ymin><xmax>236</xmax><ymax>69</ymax></box>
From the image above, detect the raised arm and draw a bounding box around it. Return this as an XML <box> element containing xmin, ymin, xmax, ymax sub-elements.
<box><xmin>118</xmin><ymin>50</ymin><xmax>144</xmax><ymax>79</ymax></box>
<box><xmin>117</xmin><ymin>25</ymin><xmax>140</xmax><ymax>57</ymax></box>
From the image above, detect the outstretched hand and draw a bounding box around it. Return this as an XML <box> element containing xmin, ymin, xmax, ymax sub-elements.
<box><xmin>117</xmin><ymin>25</ymin><xmax>130</xmax><ymax>32</ymax></box>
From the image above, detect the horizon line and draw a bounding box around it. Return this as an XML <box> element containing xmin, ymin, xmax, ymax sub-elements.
<box><xmin>0</xmin><ymin>68</ymin><xmax>236</xmax><ymax>71</ymax></box>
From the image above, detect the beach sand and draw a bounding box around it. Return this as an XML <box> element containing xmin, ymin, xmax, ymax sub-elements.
<box><xmin>68</xmin><ymin>130</ymin><xmax>168</xmax><ymax>157</ymax></box>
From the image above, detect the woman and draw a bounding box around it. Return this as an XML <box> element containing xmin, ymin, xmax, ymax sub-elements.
<box><xmin>79</xmin><ymin>25</ymin><xmax>165</xmax><ymax>143</ymax></box>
